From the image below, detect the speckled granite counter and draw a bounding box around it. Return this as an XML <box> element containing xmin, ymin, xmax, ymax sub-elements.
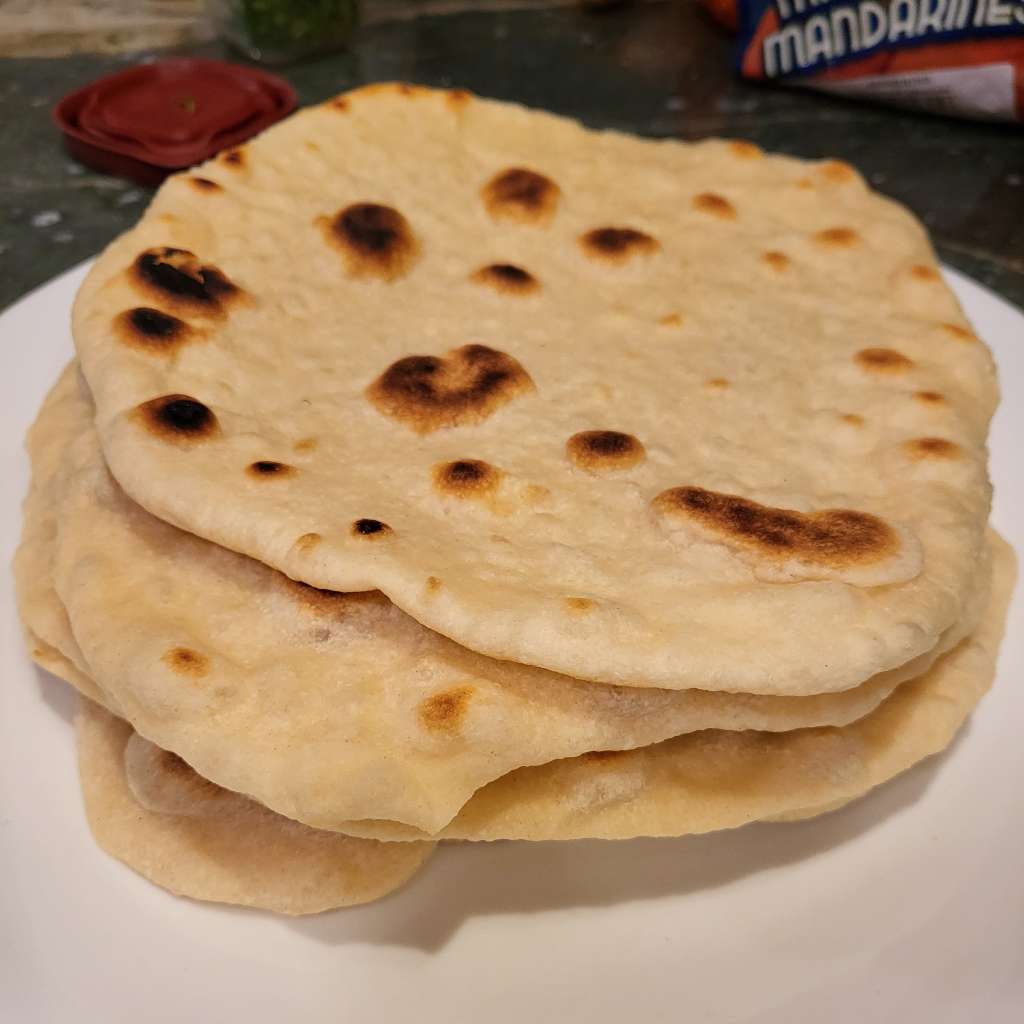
<box><xmin>1</xmin><ymin>0</ymin><xmax>1022</xmax><ymax>312</ymax></box>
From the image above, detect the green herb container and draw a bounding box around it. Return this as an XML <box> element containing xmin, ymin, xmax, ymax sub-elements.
<box><xmin>207</xmin><ymin>0</ymin><xmax>360</xmax><ymax>65</ymax></box>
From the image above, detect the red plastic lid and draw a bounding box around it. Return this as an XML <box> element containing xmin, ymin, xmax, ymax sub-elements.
<box><xmin>54</xmin><ymin>58</ymin><xmax>297</xmax><ymax>185</ymax></box>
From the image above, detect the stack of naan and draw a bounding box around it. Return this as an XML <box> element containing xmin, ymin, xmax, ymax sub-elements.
<box><xmin>14</xmin><ymin>85</ymin><xmax>1013</xmax><ymax>915</ymax></box>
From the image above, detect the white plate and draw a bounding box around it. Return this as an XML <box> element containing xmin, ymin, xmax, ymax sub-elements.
<box><xmin>1</xmin><ymin>263</ymin><xmax>1021</xmax><ymax>1024</ymax></box>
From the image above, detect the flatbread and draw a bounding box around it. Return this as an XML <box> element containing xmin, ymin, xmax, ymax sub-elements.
<box><xmin>25</xmin><ymin>629</ymin><xmax>107</xmax><ymax>707</ymax></box>
<box><xmin>11</xmin><ymin>370</ymin><xmax>95</xmax><ymax>690</ymax></box>
<box><xmin>20</xmin><ymin>365</ymin><xmax>989</xmax><ymax>833</ymax></box>
<box><xmin>12</xmin><ymin>370</ymin><xmax>124</xmax><ymax>713</ymax></box>
<box><xmin>72</xmin><ymin>84</ymin><xmax>996</xmax><ymax>694</ymax></box>
<box><xmin>75</xmin><ymin>697</ymin><xmax>433</xmax><ymax>915</ymax></box>
<box><xmin>331</xmin><ymin>531</ymin><xmax>1016</xmax><ymax>841</ymax></box>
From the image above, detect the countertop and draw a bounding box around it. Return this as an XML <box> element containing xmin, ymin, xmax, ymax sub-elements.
<box><xmin>1</xmin><ymin>0</ymin><xmax>1022</xmax><ymax>313</ymax></box>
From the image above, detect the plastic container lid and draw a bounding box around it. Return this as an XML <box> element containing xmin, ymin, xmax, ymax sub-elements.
<box><xmin>54</xmin><ymin>58</ymin><xmax>297</xmax><ymax>185</ymax></box>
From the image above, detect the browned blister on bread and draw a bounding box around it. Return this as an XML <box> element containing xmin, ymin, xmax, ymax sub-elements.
<box><xmin>652</xmin><ymin>486</ymin><xmax>917</xmax><ymax>586</ymax></box>
<box><xmin>131</xmin><ymin>248</ymin><xmax>241</xmax><ymax>315</ymax></box>
<box><xmin>134</xmin><ymin>395</ymin><xmax>219</xmax><ymax>445</ymax></box>
<box><xmin>566</xmin><ymin>431</ymin><xmax>645</xmax><ymax>472</ymax></box>
<box><xmin>471</xmin><ymin>263</ymin><xmax>540</xmax><ymax>295</ymax></box>
<box><xmin>367</xmin><ymin>344</ymin><xmax>535</xmax><ymax>433</ymax></box>
<box><xmin>580</xmin><ymin>226</ymin><xmax>659</xmax><ymax>263</ymax></box>
<box><xmin>482</xmin><ymin>167</ymin><xmax>561</xmax><ymax>224</ymax></box>
<box><xmin>319</xmin><ymin>203</ymin><xmax>420</xmax><ymax>281</ymax></box>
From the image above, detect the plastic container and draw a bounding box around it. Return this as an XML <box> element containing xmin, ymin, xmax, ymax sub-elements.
<box><xmin>53</xmin><ymin>58</ymin><xmax>297</xmax><ymax>185</ymax></box>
